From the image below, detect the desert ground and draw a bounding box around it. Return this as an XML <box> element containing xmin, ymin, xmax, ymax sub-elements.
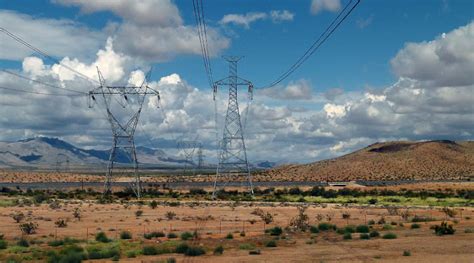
<box><xmin>0</xmin><ymin>180</ymin><xmax>473</xmax><ymax>262</ymax></box>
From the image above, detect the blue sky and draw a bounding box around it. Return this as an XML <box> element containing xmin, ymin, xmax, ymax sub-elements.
<box><xmin>2</xmin><ymin>0</ymin><xmax>472</xmax><ymax>92</ymax></box>
<box><xmin>0</xmin><ymin>0</ymin><xmax>473</xmax><ymax>163</ymax></box>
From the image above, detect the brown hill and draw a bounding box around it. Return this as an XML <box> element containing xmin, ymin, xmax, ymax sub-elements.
<box><xmin>257</xmin><ymin>140</ymin><xmax>474</xmax><ymax>182</ymax></box>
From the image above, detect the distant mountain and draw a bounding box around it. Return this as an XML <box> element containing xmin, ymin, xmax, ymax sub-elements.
<box><xmin>258</xmin><ymin>140</ymin><xmax>474</xmax><ymax>182</ymax></box>
<box><xmin>0</xmin><ymin>137</ymin><xmax>183</xmax><ymax>168</ymax></box>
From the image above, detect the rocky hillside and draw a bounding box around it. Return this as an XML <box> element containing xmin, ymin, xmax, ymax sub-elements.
<box><xmin>258</xmin><ymin>140</ymin><xmax>474</xmax><ymax>182</ymax></box>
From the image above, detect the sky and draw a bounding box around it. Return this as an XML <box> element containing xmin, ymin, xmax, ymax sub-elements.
<box><xmin>0</xmin><ymin>0</ymin><xmax>473</xmax><ymax>163</ymax></box>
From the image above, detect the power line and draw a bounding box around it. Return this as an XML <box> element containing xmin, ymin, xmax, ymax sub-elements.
<box><xmin>192</xmin><ymin>0</ymin><xmax>214</xmax><ymax>88</ymax></box>
<box><xmin>258</xmin><ymin>0</ymin><xmax>361</xmax><ymax>89</ymax></box>
<box><xmin>0</xmin><ymin>85</ymin><xmax>85</xmax><ymax>97</ymax></box>
<box><xmin>1</xmin><ymin>69</ymin><xmax>87</xmax><ymax>95</ymax></box>
<box><xmin>0</xmin><ymin>27</ymin><xmax>99</xmax><ymax>86</ymax></box>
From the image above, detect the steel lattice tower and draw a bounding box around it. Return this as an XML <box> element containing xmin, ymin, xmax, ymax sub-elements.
<box><xmin>213</xmin><ymin>56</ymin><xmax>254</xmax><ymax>197</ymax></box>
<box><xmin>88</xmin><ymin>68</ymin><xmax>160</xmax><ymax>198</ymax></box>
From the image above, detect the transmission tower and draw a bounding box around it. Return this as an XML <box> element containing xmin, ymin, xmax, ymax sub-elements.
<box><xmin>55</xmin><ymin>153</ymin><xmax>70</xmax><ymax>173</ymax></box>
<box><xmin>213</xmin><ymin>56</ymin><xmax>254</xmax><ymax>197</ymax></box>
<box><xmin>177</xmin><ymin>140</ymin><xmax>198</xmax><ymax>175</ymax></box>
<box><xmin>197</xmin><ymin>144</ymin><xmax>205</xmax><ymax>170</ymax></box>
<box><xmin>88</xmin><ymin>67</ymin><xmax>160</xmax><ymax>198</ymax></box>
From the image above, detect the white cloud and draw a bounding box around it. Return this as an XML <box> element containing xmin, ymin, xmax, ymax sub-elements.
<box><xmin>260</xmin><ymin>79</ymin><xmax>313</xmax><ymax>100</ymax></box>
<box><xmin>0</xmin><ymin>10</ymin><xmax>103</xmax><ymax>61</ymax></box>
<box><xmin>53</xmin><ymin>0</ymin><xmax>229</xmax><ymax>62</ymax></box>
<box><xmin>220</xmin><ymin>10</ymin><xmax>294</xmax><ymax>28</ymax></box>
<box><xmin>310</xmin><ymin>0</ymin><xmax>341</xmax><ymax>15</ymax></box>
<box><xmin>323</xmin><ymin>103</ymin><xmax>347</xmax><ymax>118</ymax></box>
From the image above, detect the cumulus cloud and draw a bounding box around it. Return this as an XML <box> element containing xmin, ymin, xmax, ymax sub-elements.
<box><xmin>220</xmin><ymin>10</ymin><xmax>294</xmax><ymax>28</ymax></box>
<box><xmin>260</xmin><ymin>79</ymin><xmax>313</xmax><ymax>100</ymax></box>
<box><xmin>53</xmin><ymin>0</ymin><xmax>229</xmax><ymax>62</ymax></box>
<box><xmin>310</xmin><ymin>0</ymin><xmax>341</xmax><ymax>15</ymax></box>
<box><xmin>0</xmin><ymin>10</ymin><xmax>103</xmax><ymax>61</ymax></box>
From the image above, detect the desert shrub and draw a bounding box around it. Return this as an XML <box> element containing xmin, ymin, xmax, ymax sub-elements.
<box><xmin>0</xmin><ymin>240</ymin><xmax>7</xmax><ymax>249</ymax></box>
<box><xmin>12</xmin><ymin>212</ymin><xmax>25</xmax><ymax>223</ymax></box>
<box><xmin>240</xmin><ymin>231</ymin><xmax>246</xmax><ymax>237</ymax></box>
<box><xmin>441</xmin><ymin>207</ymin><xmax>457</xmax><ymax>218</ymax></box>
<box><xmin>318</xmin><ymin>222</ymin><xmax>335</xmax><ymax>231</ymax></box>
<box><xmin>167</xmin><ymin>232</ymin><xmax>177</xmax><ymax>239</ymax></box>
<box><xmin>135</xmin><ymin>210</ymin><xmax>143</xmax><ymax>217</ymax></box>
<box><xmin>214</xmin><ymin>245</ymin><xmax>224</xmax><ymax>255</ymax></box>
<box><xmin>175</xmin><ymin>243</ymin><xmax>189</xmax><ymax>254</ymax></box>
<box><xmin>382</xmin><ymin>224</ymin><xmax>393</xmax><ymax>230</ymax></box>
<box><xmin>49</xmin><ymin>200</ymin><xmax>62</xmax><ymax>210</ymax></box>
<box><xmin>433</xmin><ymin>221</ymin><xmax>455</xmax><ymax>236</ymax></box>
<box><xmin>382</xmin><ymin>233</ymin><xmax>397</xmax><ymax>239</ymax></box>
<box><xmin>189</xmin><ymin>188</ymin><xmax>207</xmax><ymax>195</ymax></box>
<box><xmin>267</xmin><ymin>226</ymin><xmax>283</xmax><ymax>236</ymax></box>
<box><xmin>87</xmin><ymin>246</ymin><xmax>120</xmax><ymax>259</ymax></box>
<box><xmin>17</xmin><ymin>238</ymin><xmax>29</xmax><ymax>247</ymax></box>
<box><xmin>249</xmin><ymin>249</ymin><xmax>261</xmax><ymax>255</ymax></box>
<box><xmin>149</xmin><ymin>200</ymin><xmax>158</xmax><ymax>209</ymax></box>
<box><xmin>343</xmin><ymin>233</ymin><xmax>352</xmax><ymax>240</ymax></box>
<box><xmin>48</xmin><ymin>240</ymin><xmax>65</xmax><ymax>247</ymax></box>
<box><xmin>368</xmin><ymin>198</ymin><xmax>378</xmax><ymax>204</ymax></box>
<box><xmin>226</xmin><ymin>233</ymin><xmax>233</xmax><ymax>239</ymax></box>
<box><xmin>411</xmin><ymin>215</ymin><xmax>435</xmax><ymax>222</ymax></box>
<box><xmin>33</xmin><ymin>193</ymin><xmax>49</xmax><ymax>204</ymax></box>
<box><xmin>360</xmin><ymin>233</ymin><xmax>370</xmax><ymax>240</ymax></box>
<box><xmin>165</xmin><ymin>211</ymin><xmax>177</xmax><ymax>220</ymax></box>
<box><xmin>336</xmin><ymin>228</ymin><xmax>346</xmax><ymax>235</ymax></box>
<box><xmin>369</xmin><ymin>230</ymin><xmax>380</xmax><ymax>237</ymax></box>
<box><xmin>265</xmin><ymin>240</ymin><xmax>277</xmax><ymax>247</ymax></box>
<box><xmin>144</xmin><ymin>231</ymin><xmax>165</xmax><ymax>239</ymax></box>
<box><xmin>95</xmin><ymin>232</ymin><xmax>111</xmax><ymax>243</ymax></box>
<box><xmin>19</xmin><ymin>222</ymin><xmax>38</xmax><ymax>235</ymax></box>
<box><xmin>368</xmin><ymin>220</ymin><xmax>375</xmax><ymax>225</ymax></box>
<box><xmin>310</xmin><ymin>225</ymin><xmax>319</xmax><ymax>233</ymax></box>
<box><xmin>464</xmin><ymin>228</ymin><xmax>474</xmax><ymax>233</ymax></box>
<box><xmin>289</xmin><ymin>206</ymin><xmax>310</xmax><ymax>231</ymax></box>
<box><xmin>184</xmin><ymin>246</ymin><xmax>205</xmax><ymax>256</ymax></box>
<box><xmin>411</xmin><ymin>223</ymin><xmax>421</xmax><ymax>229</ymax></box>
<box><xmin>180</xmin><ymin>232</ymin><xmax>193</xmax><ymax>240</ymax></box>
<box><xmin>120</xmin><ymin>231</ymin><xmax>132</xmax><ymax>240</ymax></box>
<box><xmin>55</xmin><ymin>218</ymin><xmax>68</xmax><ymax>228</ymax></box>
<box><xmin>166</xmin><ymin>258</ymin><xmax>176</xmax><ymax>263</ymax></box>
<box><xmin>390</xmin><ymin>221</ymin><xmax>397</xmax><ymax>226</ymax></box>
<box><xmin>344</xmin><ymin>225</ymin><xmax>356</xmax><ymax>233</ymax></box>
<box><xmin>47</xmin><ymin>245</ymin><xmax>85</xmax><ymax>263</ymax></box>
<box><xmin>356</xmin><ymin>225</ymin><xmax>370</xmax><ymax>233</ymax></box>
<box><xmin>73</xmin><ymin>208</ymin><xmax>81</xmax><ymax>221</ymax></box>
<box><xmin>143</xmin><ymin>246</ymin><xmax>158</xmax><ymax>255</ymax></box>
<box><xmin>126</xmin><ymin>250</ymin><xmax>137</xmax><ymax>258</ymax></box>
<box><xmin>403</xmin><ymin>250</ymin><xmax>411</xmax><ymax>256</ymax></box>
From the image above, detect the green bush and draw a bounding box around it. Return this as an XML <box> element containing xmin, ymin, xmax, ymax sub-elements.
<box><xmin>343</xmin><ymin>233</ymin><xmax>352</xmax><ymax>240</ymax></box>
<box><xmin>382</xmin><ymin>224</ymin><xmax>393</xmax><ymax>230</ymax></box>
<box><xmin>403</xmin><ymin>250</ymin><xmax>411</xmax><ymax>256</ymax></box>
<box><xmin>360</xmin><ymin>233</ymin><xmax>370</xmax><ymax>240</ymax></box>
<box><xmin>144</xmin><ymin>231</ymin><xmax>165</xmax><ymax>239</ymax></box>
<box><xmin>318</xmin><ymin>222</ymin><xmax>335</xmax><ymax>231</ymax></box>
<box><xmin>369</xmin><ymin>230</ymin><xmax>380</xmax><ymax>237</ymax></box>
<box><xmin>433</xmin><ymin>221</ymin><xmax>455</xmax><ymax>236</ymax></box>
<box><xmin>344</xmin><ymin>225</ymin><xmax>356</xmax><ymax>233</ymax></box>
<box><xmin>266</xmin><ymin>226</ymin><xmax>283</xmax><ymax>236</ymax></box>
<box><xmin>382</xmin><ymin>233</ymin><xmax>397</xmax><ymax>239</ymax></box>
<box><xmin>411</xmin><ymin>223</ymin><xmax>421</xmax><ymax>229</ymax></box>
<box><xmin>368</xmin><ymin>220</ymin><xmax>376</xmax><ymax>225</ymax></box>
<box><xmin>265</xmin><ymin>240</ymin><xmax>277</xmax><ymax>247</ymax></box>
<box><xmin>167</xmin><ymin>232</ymin><xmax>177</xmax><ymax>239</ymax></box>
<box><xmin>336</xmin><ymin>228</ymin><xmax>346</xmax><ymax>235</ymax></box>
<box><xmin>0</xmin><ymin>240</ymin><xmax>7</xmax><ymax>249</ymax></box>
<box><xmin>180</xmin><ymin>232</ymin><xmax>194</xmax><ymax>240</ymax></box>
<box><xmin>226</xmin><ymin>233</ymin><xmax>233</xmax><ymax>239</ymax></box>
<box><xmin>120</xmin><ymin>231</ymin><xmax>132</xmax><ymax>240</ymax></box>
<box><xmin>47</xmin><ymin>245</ymin><xmax>86</xmax><ymax>263</ymax></box>
<box><xmin>87</xmin><ymin>247</ymin><xmax>120</xmax><ymax>259</ymax></box>
<box><xmin>356</xmin><ymin>225</ymin><xmax>370</xmax><ymax>233</ymax></box>
<box><xmin>175</xmin><ymin>243</ymin><xmax>189</xmax><ymax>254</ymax></box>
<box><xmin>126</xmin><ymin>250</ymin><xmax>137</xmax><ymax>258</ymax></box>
<box><xmin>95</xmin><ymin>232</ymin><xmax>111</xmax><ymax>243</ymax></box>
<box><xmin>184</xmin><ymin>246</ymin><xmax>205</xmax><ymax>256</ymax></box>
<box><xmin>249</xmin><ymin>249</ymin><xmax>261</xmax><ymax>255</ymax></box>
<box><xmin>309</xmin><ymin>225</ymin><xmax>319</xmax><ymax>233</ymax></box>
<box><xmin>48</xmin><ymin>240</ymin><xmax>65</xmax><ymax>247</ymax></box>
<box><xmin>143</xmin><ymin>246</ymin><xmax>158</xmax><ymax>256</ymax></box>
<box><xmin>214</xmin><ymin>245</ymin><xmax>224</xmax><ymax>255</ymax></box>
<box><xmin>17</xmin><ymin>238</ymin><xmax>29</xmax><ymax>247</ymax></box>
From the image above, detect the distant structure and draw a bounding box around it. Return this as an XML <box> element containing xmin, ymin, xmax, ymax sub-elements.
<box><xmin>213</xmin><ymin>56</ymin><xmax>254</xmax><ymax>197</ymax></box>
<box><xmin>177</xmin><ymin>140</ymin><xmax>199</xmax><ymax>175</ymax></box>
<box><xmin>55</xmin><ymin>153</ymin><xmax>70</xmax><ymax>173</ymax></box>
<box><xmin>88</xmin><ymin>67</ymin><xmax>160</xmax><ymax>198</ymax></box>
<box><xmin>196</xmin><ymin>143</ymin><xmax>205</xmax><ymax>170</ymax></box>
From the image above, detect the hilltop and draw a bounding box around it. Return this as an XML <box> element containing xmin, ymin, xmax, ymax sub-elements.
<box><xmin>257</xmin><ymin>140</ymin><xmax>474</xmax><ymax>182</ymax></box>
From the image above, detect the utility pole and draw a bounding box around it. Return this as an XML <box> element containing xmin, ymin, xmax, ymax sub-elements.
<box><xmin>88</xmin><ymin>67</ymin><xmax>160</xmax><ymax>198</ymax></box>
<box><xmin>213</xmin><ymin>56</ymin><xmax>254</xmax><ymax>197</ymax></box>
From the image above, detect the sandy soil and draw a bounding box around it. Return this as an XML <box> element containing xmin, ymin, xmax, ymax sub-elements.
<box><xmin>0</xmin><ymin>200</ymin><xmax>473</xmax><ymax>262</ymax></box>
